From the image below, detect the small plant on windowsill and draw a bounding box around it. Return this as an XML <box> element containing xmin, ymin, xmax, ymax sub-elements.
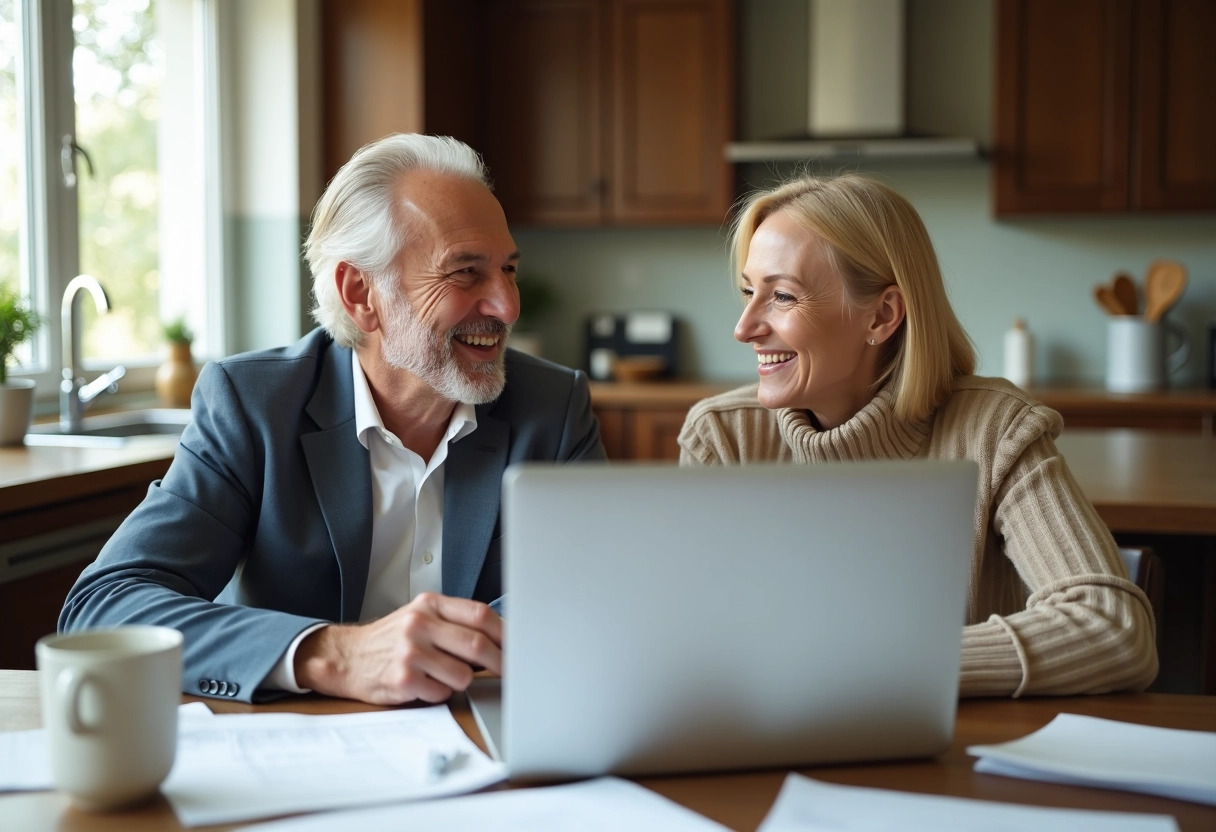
<box><xmin>0</xmin><ymin>285</ymin><xmax>45</xmax><ymax>445</ymax></box>
<box><xmin>162</xmin><ymin>316</ymin><xmax>194</xmax><ymax>346</ymax></box>
<box><xmin>511</xmin><ymin>274</ymin><xmax>558</xmax><ymax>357</ymax></box>
<box><xmin>156</xmin><ymin>316</ymin><xmax>198</xmax><ymax>408</ymax></box>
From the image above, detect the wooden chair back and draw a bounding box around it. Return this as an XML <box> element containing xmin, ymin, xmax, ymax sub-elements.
<box><xmin>1118</xmin><ymin>545</ymin><xmax>1164</xmax><ymax>643</ymax></box>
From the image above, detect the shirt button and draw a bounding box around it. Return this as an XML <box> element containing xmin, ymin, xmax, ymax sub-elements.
<box><xmin>422</xmin><ymin>551</ymin><xmax>434</xmax><ymax>565</ymax></box>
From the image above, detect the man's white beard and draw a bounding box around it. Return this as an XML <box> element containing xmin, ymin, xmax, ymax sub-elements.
<box><xmin>378</xmin><ymin>285</ymin><xmax>508</xmax><ymax>405</ymax></box>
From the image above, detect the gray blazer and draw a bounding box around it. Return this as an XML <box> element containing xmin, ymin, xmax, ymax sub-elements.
<box><xmin>59</xmin><ymin>329</ymin><xmax>605</xmax><ymax>701</ymax></box>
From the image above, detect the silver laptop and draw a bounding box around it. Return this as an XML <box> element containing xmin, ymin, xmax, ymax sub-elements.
<box><xmin>468</xmin><ymin>459</ymin><xmax>977</xmax><ymax>780</ymax></box>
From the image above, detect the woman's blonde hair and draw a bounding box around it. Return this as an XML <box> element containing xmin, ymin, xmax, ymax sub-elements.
<box><xmin>729</xmin><ymin>173</ymin><xmax>974</xmax><ymax>422</ymax></box>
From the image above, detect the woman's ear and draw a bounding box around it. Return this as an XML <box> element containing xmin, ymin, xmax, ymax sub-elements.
<box><xmin>335</xmin><ymin>262</ymin><xmax>380</xmax><ymax>334</ymax></box>
<box><xmin>868</xmin><ymin>285</ymin><xmax>905</xmax><ymax>345</ymax></box>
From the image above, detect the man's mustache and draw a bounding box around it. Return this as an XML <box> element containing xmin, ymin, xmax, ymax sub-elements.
<box><xmin>450</xmin><ymin>319</ymin><xmax>511</xmax><ymax>338</ymax></box>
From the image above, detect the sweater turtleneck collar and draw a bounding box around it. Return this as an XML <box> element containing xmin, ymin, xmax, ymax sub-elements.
<box><xmin>775</xmin><ymin>383</ymin><xmax>931</xmax><ymax>464</ymax></box>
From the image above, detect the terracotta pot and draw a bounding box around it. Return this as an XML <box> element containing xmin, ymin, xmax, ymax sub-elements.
<box><xmin>155</xmin><ymin>342</ymin><xmax>198</xmax><ymax>408</ymax></box>
<box><xmin>0</xmin><ymin>378</ymin><xmax>37</xmax><ymax>445</ymax></box>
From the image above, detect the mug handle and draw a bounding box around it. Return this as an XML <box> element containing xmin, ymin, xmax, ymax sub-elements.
<box><xmin>1165</xmin><ymin>320</ymin><xmax>1190</xmax><ymax>374</ymax></box>
<box><xmin>56</xmin><ymin>667</ymin><xmax>100</xmax><ymax>735</ymax></box>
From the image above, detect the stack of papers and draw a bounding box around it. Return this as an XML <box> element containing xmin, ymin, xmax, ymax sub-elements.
<box><xmin>234</xmin><ymin>777</ymin><xmax>730</xmax><ymax>832</ymax></box>
<box><xmin>0</xmin><ymin>701</ymin><xmax>214</xmax><ymax>792</ymax></box>
<box><xmin>757</xmin><ymin>773</ymin><xmax>1181</xmax><ymax>832</ymax></box>
<box><xmin>162</xmin><ymin>705</ymin><xmax>507</xmax><ymax>825</ymax></box>
<box><xmin>0</xmin><ymin>702</ymin><xmax>507</xmax><ymax>827</ymax></box>
<box><xmin>4</xmin><ymin>707</ymin><xmax>1209</xmax><ymax>829</ymax></box>
<box><xmin>968</xmin><ymin>713</ymin><xmax>1216</xmax><ymax>806</ymax></box>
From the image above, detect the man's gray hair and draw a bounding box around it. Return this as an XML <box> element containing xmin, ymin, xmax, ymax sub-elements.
<box><xmin>304</xmin><ymin>134</ymin><xmax>490</xmax><ymax>347</ymax></box>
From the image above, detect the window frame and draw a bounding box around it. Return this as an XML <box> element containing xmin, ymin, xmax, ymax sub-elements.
<box><xmin>10</xmin><ymin>0</ymin><xmax>225</xmax><ymax>404</ymax></box>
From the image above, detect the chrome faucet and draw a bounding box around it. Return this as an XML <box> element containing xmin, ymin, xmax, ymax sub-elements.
<box><xmin>60</xmin><ymin>275</ymin><xmax>126</xmax><ymax>433</ymax></box>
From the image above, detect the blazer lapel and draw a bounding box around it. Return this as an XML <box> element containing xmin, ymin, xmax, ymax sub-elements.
<box><xmin>443</xmin><ymin>412</ymin><xmax>508</xmax><ymax>600</ymax></box>
<box><xmin>301</xmin><ymin>343</ymin><xmax>372</xmax><ymax>622</ymax></box>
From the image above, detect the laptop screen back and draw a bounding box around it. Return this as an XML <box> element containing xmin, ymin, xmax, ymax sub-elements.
<box><xmin>491</xmin><ymin>459</ymin><xmax>977</xmax><ymax>780</ymax></box>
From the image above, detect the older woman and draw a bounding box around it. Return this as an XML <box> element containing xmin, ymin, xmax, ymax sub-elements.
<box><xmin>678</xmin><ymin>174</ymin><xmax>1157</xmax><ymax>698</ymax></box>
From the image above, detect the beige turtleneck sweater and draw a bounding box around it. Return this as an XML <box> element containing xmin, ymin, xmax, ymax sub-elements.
<box><xmin>678</xmin><ymin>375</ymin><xmax>1158</xmax><ymax>698</ymax></box>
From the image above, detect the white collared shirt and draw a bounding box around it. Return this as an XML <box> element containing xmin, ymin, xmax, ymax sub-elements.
<box><xmin>264</xmin><ymin>351</ymin><xmax>477</xmax><ymax>692</ymax></box>
<box><xmin>353</xmin><ymin>351</ymin><xmax>477</xmax><ymax>620</ymax></box>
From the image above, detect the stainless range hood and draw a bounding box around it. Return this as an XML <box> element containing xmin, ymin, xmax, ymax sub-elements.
<box><xmin>725</xmin><ymin>136</ymin><xmax>980</xmax><ymax>163</ymax></box>
<box><xmin>729</xmin><ymin>0</ymin><xmax>986</xmax><ymax>163</ymax></box>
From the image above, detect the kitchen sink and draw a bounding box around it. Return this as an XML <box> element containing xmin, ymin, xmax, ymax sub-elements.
<box><xmin>24</xmin><ymin>408</ymin><xmax>193</xmax><ymax>448</ymax></box>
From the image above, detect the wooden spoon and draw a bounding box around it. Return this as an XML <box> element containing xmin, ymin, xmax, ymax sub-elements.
<box><xmin>1144</xmin><ymin>259</ymin><xmax>1187</xmax><ymax>322</ymax></box>
<box><xmin>1094</xmin><ymin>284</ymin><xmax>1126</xmax><ymax>316</ymax></box>
<box><xmin>1112</xmin><ymin>272</ymin><xmax>1138</xmax><ymax>316</ymax></box>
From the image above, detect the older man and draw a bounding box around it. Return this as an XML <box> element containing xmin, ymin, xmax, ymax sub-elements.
<box><xmin>60</xmin><ymin>134</ymin><xmax>605</xmax><ymax>705</ymax></box>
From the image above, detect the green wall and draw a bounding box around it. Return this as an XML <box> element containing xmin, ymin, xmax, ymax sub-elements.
<box><xmin>226</xmin><ymin>214</ymin><xmax>312</xmax><ymax>354</ymax></box>
<box><xmin>514</xmin><ymin>160</ymin><xmax>1216</xmax><ymax>388</ymax></box>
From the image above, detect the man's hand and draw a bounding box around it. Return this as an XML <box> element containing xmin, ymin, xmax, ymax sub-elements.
<box><xmin>293</xmin><ymin>593</ymin><xmax>502</xmax><ymax>705</ymax></box>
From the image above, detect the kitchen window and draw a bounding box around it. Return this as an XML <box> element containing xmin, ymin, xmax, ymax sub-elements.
<box><xmin>1</xmin><ymin>0</ymin><xmax>222</xmax><ymax>399</ymax></box>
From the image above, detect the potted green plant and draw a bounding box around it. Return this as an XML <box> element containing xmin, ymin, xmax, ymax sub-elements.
<box><xmin>156</xmin><ymin>316</ymin><xmax>198</xmax><ymax>408</ymax></box>
<box><xmin>0</xmin><ymin>285</ymin><xmax>45</xmax><ymax>445</ymax></box>
<box><xmin>511</xmin><ymin>274</ymin><xmax>559</xmax><ymax>357</ymax></box>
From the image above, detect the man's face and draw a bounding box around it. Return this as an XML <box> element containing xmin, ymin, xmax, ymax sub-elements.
<box><xmin>376</xmin><ymin>172</ymin><xmax>521</xmax><ymax>405</ymax></box>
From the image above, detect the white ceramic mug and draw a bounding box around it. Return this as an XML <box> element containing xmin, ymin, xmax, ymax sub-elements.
<box><xmin>1105</xmin><ymin>317</ymin><xmax>1190</xmax><ymax>393</ymax></box>
<box><xmin>35</xmin><ymin>626</ymin><xmax>183</xmax><ymax>810</ymax></box>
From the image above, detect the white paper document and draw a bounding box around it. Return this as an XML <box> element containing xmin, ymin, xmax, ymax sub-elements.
<box><xmin>968</xmin><ymin>713</ymin><xmax>1216</xmax><ymax>806</ymax></box>
<box><xmin>234</xmin><ymin>777</ymin><xmax>730</xmax><ymax>832</ymax></box>
<box><xmin>757</xmin><ymin>773</ymin><xmax>1180</xmax><ymax>832</ymax></box>
<box><xmin>162</xmin><ymin>705</ymin><xmax>507</xmax><ymax>826</ymax></box>
<box><xmin>0</xmin><ymin>701</ymin><xmax>214</xmax><ymax>793</ymax></box>
<box><xmin>0</xmin><ymin>725</ymin><xmax>51</xmax><ymax>791</ymax></box>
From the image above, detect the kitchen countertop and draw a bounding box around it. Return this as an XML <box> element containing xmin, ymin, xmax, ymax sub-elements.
<box><xmin>1027</xmin><ymin>385</ymin><xmax>1216</xmax><ymax>409</ymax></box>
<box><xmin>4</xmin><ymin>383</ymin><xmax>1214</xmax><ymax>514</ymax></box>
<box><xmin>590</xmin><ymin>380</ymin><xmax>1216</xmax><ymax>413</ymax></box>
<box><xmin>588</xmin><ymin>379</ymin><xmax>739</xmax><ymax>406</ymax></box>
<box><xmin>0</xmin><ymin>437</ymin><xmax>179</xmax><ymax>515</ymax></box>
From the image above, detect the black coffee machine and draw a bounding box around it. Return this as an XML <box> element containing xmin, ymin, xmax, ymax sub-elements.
<box><xmin>583</xmin><ymin>311</ymin><xmax>680</xmax><ymax>381</ymax></box>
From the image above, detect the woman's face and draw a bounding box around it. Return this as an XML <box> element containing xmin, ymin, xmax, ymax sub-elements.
<box><xmin>734</xmin><ymin>210</ymin><xmax>884</xmax><ymax>428</ymax></box>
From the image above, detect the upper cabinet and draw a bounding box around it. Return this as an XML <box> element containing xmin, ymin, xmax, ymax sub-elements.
<box><xmin>319</xmin><ymin>0</ymin><xmax>482</xmax><ymax>181</ymax></box>
<box><xmin>320</xmin><ymin>0</ymin><xmax>734</xmax><ymax>227</ymax></box>
<box><xmin>485</xmin><ymin>0</ymin><xmax>735</xmax><ymax>226</ymax></box>
<box><xmin>994</xmin><ymin>0</ymin><xmax>1216</xmax><ymax>215</ymax></box>
<box><xmin>482</xmin><ymin>0</ymin><xmax>607</xmax><ymax>224</ymax></box>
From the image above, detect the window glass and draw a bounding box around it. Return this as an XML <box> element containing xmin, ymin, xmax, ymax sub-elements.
<box><xmin>0</xmin><ymin>0</ymin><xmax>24</xmax><ymax>300</ymax></box>
<box><xmin>73</xmin><ymin>0</ymin><xmax>162</xmax><ymax>360</ymax></box>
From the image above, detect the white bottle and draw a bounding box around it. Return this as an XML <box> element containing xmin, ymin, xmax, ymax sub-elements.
<box><xmin>1003</xmin><ymin>318</ymin><xmax>1033</xmax><ymax>388</ymax></box>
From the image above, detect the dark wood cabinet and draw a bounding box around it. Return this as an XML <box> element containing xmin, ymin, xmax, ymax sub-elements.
<box><xmin>590</xmin><ymin>381</ymin><xmax>731</xmax><ymax>460</ymax></box>
<box><xmin>485</xmin><ymin>0</ymin><xmax>734</xmax><ymax>226</ymax></box>
<box><xmin>319</xmin><ymin>0</ymin><xmax>481</xmax><ymax>181</ymax></box>
<box><xmin>322</xmin><ymin>0</ymin><xmax>734</xmax><ymax>226</ymax></box>
<box><xmin>1134</xmin><ymin>0</ymin><xmax>1216</xmax><ymax>210</ymax></box>
<box><xmin>0</xmin><ymin>452</ymin><xmax>174</xmax><ymax>670</ymax></box>
<box><xmin>994</xmin><ymin>0</ymin><xmax>1216</xmax><ymax>215</ymax></box>
<box><xmin>606</xmin><ymin>0</ymin><xmax>735</xmax><ymax>225</ymax></box>
<box><xmin>484</xmin><ymin>0</ymin><xmax>608</xmax><ymax>224</ymax></box>
<box><xmin>320</xmin><ymin>0</ymin><xmax>423</xmax><ymax>181</ymax></box>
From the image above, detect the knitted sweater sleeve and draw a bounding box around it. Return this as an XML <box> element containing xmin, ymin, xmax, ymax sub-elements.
<box><xmin>960</xmin><ymin>406</ymin><xmax>1158</xmax><ymax>697</ymax></box>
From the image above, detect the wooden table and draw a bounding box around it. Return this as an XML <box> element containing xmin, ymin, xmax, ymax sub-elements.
<box><xmin>1056</xmin><ymin>429</ymin><xmax>1216</xmax><ymax>695</ymax></box>
<box><xmin>1</xmin><ymin>670</ymin><xmax>1213</xmax><ymax>831</ymax></box>
<box><xmin>1057</xmin><ymin>429</ymin><xmax>1216</xmax><ymax>535</ymax></box>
